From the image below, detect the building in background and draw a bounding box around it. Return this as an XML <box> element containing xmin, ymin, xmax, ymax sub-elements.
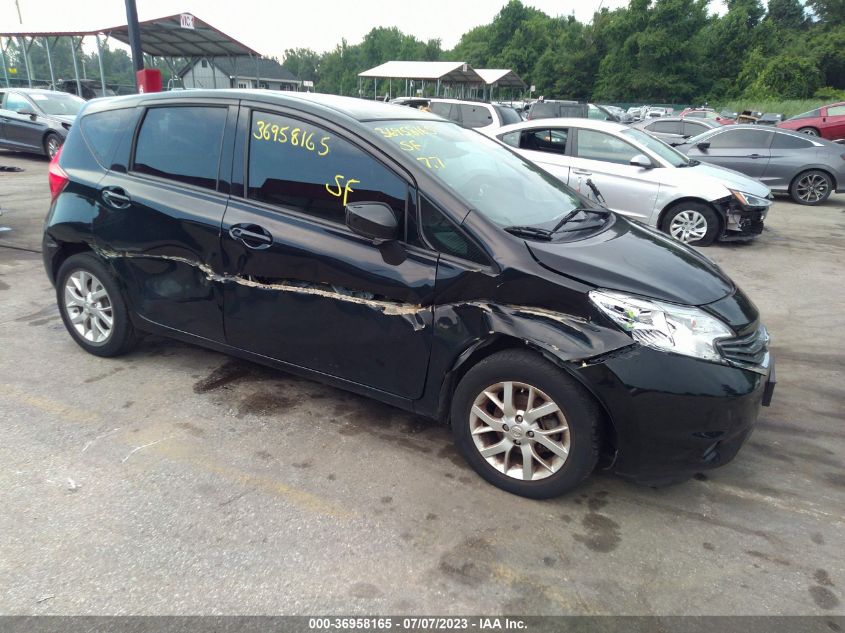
<box><xmin>179</xmin><ymin>57</ymin><xmax>300</xmax><ymax>90</ymax></box>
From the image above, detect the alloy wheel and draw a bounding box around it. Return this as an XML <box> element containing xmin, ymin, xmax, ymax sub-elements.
<box><xmin>46</xmin><ymin>136</ymin><xmax>61</xmax><ymax>158</ymax></box>
<box><xmin>669</xmin><ymin>210</ymin><xmax>708</xmax><ymax>243</ymax></box>
<box><xmin>64</xmin><ymin>270</ymin><xmax>113</xmax><ymax>344</ymax></box>
<box><xmin>795</xmin><ymin>173</ymin><xmax>829</xmax><ymax>203</ymax></box>
<box><xmin>469</xmin><ymin>381</ymin><xmax>570</xmax><ymax>481</ymax></box>
<box><xmin>799</xmin><ymin>128</ymin><xmax>819</xmax><ymax>137</ymax></box>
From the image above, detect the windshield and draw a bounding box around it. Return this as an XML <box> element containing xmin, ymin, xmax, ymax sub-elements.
<box><xmin>367</xmin><ymin>120</ymin><xmax>590</xmax><ymax>228</ymax></box>
<box><xmin>621</xmin><ymin>128</ymin><xmax>689</xmax><ymax>167</ymax></box>
<box><xmin>30</xmin><ymin>92</ymin><xmax>85</xmax><ymax>116</ymax></box>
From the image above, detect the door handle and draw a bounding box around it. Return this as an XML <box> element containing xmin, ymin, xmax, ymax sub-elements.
<box><xmin>748</xmin><ymin>154</ymin><xmax>763</xmax><ymax>159</ymax></box>
<box><xmin>101</xmin><ymin>187</ymin><xmax>131</xmax><ymax>209</ymax></box>
<box><xmin>229</xmin><ymin>224</ymin><xmax>273</xmax><ymax>249</ymax></box>
<box><xmin>573</xmin><ymin>169</ymin><xmax>592</xmax><ymax>176</ymax></box>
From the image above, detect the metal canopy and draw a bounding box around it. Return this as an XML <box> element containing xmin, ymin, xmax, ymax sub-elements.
<box><xmin>101</xmin><ymin>13</ymin><xmax>259</xmax><ymax>58</ymax></box>
<box><xmin>476</xmin><ymin>68</ymin><xmax>526</xmax><ymax>88</ymax></box>
<box><xmin>359</xmin><ymin>61</ymin><xmax>483</xmax><ymax>83</ymax></box>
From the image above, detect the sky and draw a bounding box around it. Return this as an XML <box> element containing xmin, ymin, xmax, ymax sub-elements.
<box><xmin>2</xmin><ymin>0</ymin><xmax>729</xmax><ymax>58</ymax></box>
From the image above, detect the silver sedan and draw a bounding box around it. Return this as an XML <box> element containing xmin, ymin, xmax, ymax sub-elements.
<box><xmin>675</xmin><ymin>125</ymin><xmax>845</xmax><ymax>205</ymax></box>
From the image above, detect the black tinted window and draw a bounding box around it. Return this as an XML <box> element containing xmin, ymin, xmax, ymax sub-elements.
<box><xmin>771</xmin><ymin>132</ymin><xmax>814</xmax><ymax>149</ymax></box>
<box><xmin>496</xmin><ymin>106</ymin><xmax>522</xmax><ymax>125</ymax></box>
<box><xmin>559</xmin><ymin>103</ymin><xmax>588</xmax><ymax>118</ymax></box>
<box><xmin>248</xmin><ymin>111</ymin><xmax>407</xmax><ymax>227</ymax></box>
<box><xmin>521</xmin><ymin>128</ymin><xmax>568</xmax><ymax>154</ymax></box>
<box><xmin>529</xmin><ymin>102</ymin><xmax>557</xmax><ymax>119</ymax></box>
<box><xmin>80</xmin><ymin>108</ymin><xmax>134</xmax><ymax>166</ymax></box>
<box><xmin>420</xmin><ymin>196</ymin><xmax>486</xmax><ymax>264</ymax></box>
<box><xmin>682</xmin><ymin>121</ymin><xmax>709</xmax><ymax>136</ymax></box>
<box><xmin>429</xmin><ymin>101</ymin><xmax>453</xmax><ymax>118</ymax></box>
<box><xmin>708</xmin><ymin>129</ymin><xmax>773</xmax><ymax>149</ymax></box>
<box><xmin>460</xmin><ymin>104</ymin><xmax>493</xmax><ymax>128</ymax></box>
<box><xmin>133</xmin><ymin>106</ymin><xmax>226</xmax><ymax>189</ymax></box>
<box><xmin>648</xmin><ymin>120</ymin><xmax>683</xmax><ymax>134</ymax></box>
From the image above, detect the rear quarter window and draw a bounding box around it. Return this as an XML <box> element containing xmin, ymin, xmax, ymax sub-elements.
<box><xmin>771</xmin><ymin>133</ymin><xmax>814</xmax><ymax>149</ymax></box>
<box><xmin>79</xmin><ymin>108</ymin><xmax>135</xmax><ymax>167</ymax></box>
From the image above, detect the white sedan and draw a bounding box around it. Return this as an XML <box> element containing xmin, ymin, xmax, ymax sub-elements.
<box><xmin>488</xmin><ymin>118</ymin><xmax>773</xmax><ymax>245</ymax></box>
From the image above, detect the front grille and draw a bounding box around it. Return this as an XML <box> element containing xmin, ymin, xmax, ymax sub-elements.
<box><xmin>738</xmin><ymin>216</ymin><xmax>765</xmax><ymax>235</ymax></box>
<box><xmin>719</xmin><ymin>324</ymin><xmax>769</xmax><ymax>367</ymax></box>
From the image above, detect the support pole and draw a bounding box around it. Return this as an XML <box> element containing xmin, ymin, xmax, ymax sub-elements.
<box><xmin>231</xmin><ymin>55</ymin><xmax>238</xmax><ymax>88</ymax></box>
<box><xmin>0</xmin><ymin>38</ymin><xmax>10</xmax><ymax>88</ymax></box>
<box><xmin>70</xmin><ymin>36</ymin><xmax>82</xmax><ymax>97</ymax></box>
<box><xmin>95</xmin><ymin>35</ymin><xmax>107</xmax><ymax>96</ymax></box>
<box><xmin>373</xmin><ymin>77</ymin><xmax>376</xmax><ymax>100</ymax></box>
<box><xmin>388</xmin><ymin>78</ymin><xmax>391</xmax><ymax>100</ymax></box>
<box><xmin>44</xmin><ymin>37</ymin><xmax>55</xmax><ymax>88</ymax></box>
<box><xmin>18</xmin><ymin>37</ymin><xmax>33</xmax><ymax>87</ymax></box>
<box><xmin>253</xmin><ymin>53</ymin><xmax>260</xmax><ymax>88</ymax></box>
<box><xmin>124</xmin><ymin>0</ymin><xmax>144</xmax><ymax>76</ymax></box>
<box><xmin>211</xmin><ymin>58</ymin><xmax>217</xmax><ymax>88</ymax></box>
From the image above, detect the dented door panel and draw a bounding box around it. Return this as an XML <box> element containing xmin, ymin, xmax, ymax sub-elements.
<box><xmin>220</xmin><ymin>199</ymin><xmax>437</xmax><ymax>400</ymax></box>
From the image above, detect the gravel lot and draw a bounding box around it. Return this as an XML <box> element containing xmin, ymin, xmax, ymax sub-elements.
<box><xmin>1</xmin><ymin>149</ymin><xmax>843</xmax><ymax>616</ymax></box>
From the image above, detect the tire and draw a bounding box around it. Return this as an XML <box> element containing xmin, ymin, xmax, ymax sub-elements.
<box><xmin>790</xmin><ymin>169</ymin><xmax>832</xmax><ymax>205</ymax></box>
<box><xmin>660</xmin><ymin>201</ymin><xmax>720</xmax><ymax>246</ymax></box>
<box><xmin>450</xmin><ymin>349</ymin><xmax>600</xmax><ymax>499</ymax></box>
<box><xmin>44</xmin><ymin>132</ymin><xmax>62</xmax><ymax>159</ymax></box>
<box><xmin>797</xmin><ymin>127</ymin><xmax>820</xmax><ymax>137</ymax></box>
<box><xmin>56</xmin><ymin>253</ymin><xmax>137</xmax><ymax>357</ymax></box>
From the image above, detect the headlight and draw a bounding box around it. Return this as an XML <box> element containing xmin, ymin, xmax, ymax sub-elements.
<box><xmin>730</xmin><ymin>189</ymin><xmax>771</xmax><ymax>208</ymax></box>
<box><xmin>589</xmin><ymin>290</ymin><xmax>734</xmax><ymax>363</ymax></box>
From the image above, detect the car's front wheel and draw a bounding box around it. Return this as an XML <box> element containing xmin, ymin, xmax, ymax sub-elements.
<box><xmin>451</xmin><ymin>350</ymin><xmax>600</xmax><ymax>498</ymax></box>
<box><xmin>661</xmin><ymin>202</ymin><xmax>720</xmax><ymax>246</ymax></box>
<box><xmin>790</xmin><ymin>169</ymin><xmax>832</xmax><ymax>205</ymax></box>
<box><xmin>56</xmin><ymin>253</ymin><xmax>137</xmax><ymax>357</ymax></box>
<box><xmin>797</xmin><ymin>127</ymin><xmax>820</xmax><ymax>137</ymax></box>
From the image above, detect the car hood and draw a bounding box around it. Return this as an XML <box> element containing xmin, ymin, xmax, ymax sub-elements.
<box><xmin>527</xmin><ymin>216</ymin><xmax>735</xmax><ymax>306</ymax></box>
<box><xmin>668</xmin><ymin>157</ymin><xmax>771</xmax><ymax>197</ymax></box>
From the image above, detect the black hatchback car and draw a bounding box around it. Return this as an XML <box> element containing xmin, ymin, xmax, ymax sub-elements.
<box><xmin>43</xmin><ymin>91</ymin><xmax>775</xmax><ymax>498</ymax></box>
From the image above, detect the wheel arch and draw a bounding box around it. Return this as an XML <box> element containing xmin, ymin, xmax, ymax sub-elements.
<box><xmin>437</xmin><ymin>332</ymin><xmax>621</xmax><ymax>465</ymax></box>
<box><xmin>657</xmin><ymin>196</ymin><xmax>725</xmax><ymax>235</ymax></box>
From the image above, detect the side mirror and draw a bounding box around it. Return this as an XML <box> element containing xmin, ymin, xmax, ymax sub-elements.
<box><xmin>17</xmin><ymin>108</ymin><xmax>36</xmax><ymax>118</ymax></box>
<box><xmin>345</xmin><ymin>202</ymin><xmax>398</xmax><ymax>243</ymax></box>
<box><xmin>697</xmin><ymin>142</ymin><xmax>710</xmax><ymax>151</ymax></box>
<box><xmin>629</xmin><ymin>154</ymin><xmax>653</xmax><ymax>169</ymax></box>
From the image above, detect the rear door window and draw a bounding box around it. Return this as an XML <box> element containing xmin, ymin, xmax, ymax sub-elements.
<box><xmin>459</xmin><ymin>104</ymin><xmax>493</xmax><ymax>129</ymax></box>
<box><xmin>133</xmin><ymin>106</ymin><xmax>227</xmax><ymax>189</ymax></box>
<box><xmin>429</xmin><ymin>101</ymin><xmax>453</xmax><ymax>119</ymax></box>
<box><xmin>682</xmin><ymin>120</ymin><xmax>710</xmax><ymax>136</ymax></box>
<box><xmin>495</xmin><ymin>106</ymin><xmax>522</xmax><ymax>126</ymax></box>
<box><xmin>247</xmin><ymin>111</ymin><xmax>407</xmax><ymax>228</ymax></box>
<box><xmin>520</xmin><ymin>128</ymin><xmax>568</xmax><ymax>154</ymax></box>
<box><xmin>771</xmin><ymin>132</ymin><xmax>814</xmax><ymax>149</ymax></box>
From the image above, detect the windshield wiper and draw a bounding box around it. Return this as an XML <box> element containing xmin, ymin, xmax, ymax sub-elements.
<box><xmin>504</xmin><ymin>225</ymin><xmax>554</xmax><ymax>241</ymax></box>
<box><xmin>550</xmin><ymin>207</ymin><xmax>611</xmax><ymax>233</ymax></box>
<box><xmin>678</xmin><ymin>159</ymin><xmax>701</xmax><ymax>168</ymax></box>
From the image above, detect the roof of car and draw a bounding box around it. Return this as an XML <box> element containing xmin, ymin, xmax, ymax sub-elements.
<box><xmin>495</xmin><ymin>118</ymin><xmax>627</xmax><ymax>135</ymax></box>
<box><xmin>81</xmin><ymin>90</ymin><xmax>438</xmax><ymax>124</ymax></box>
<box><xmin>2</xmin><ymin>87</ymin><xmax>80</xmax><ymax>95</ymax></box>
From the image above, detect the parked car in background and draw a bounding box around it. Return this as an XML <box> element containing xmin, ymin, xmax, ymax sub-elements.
<box><xmin>777</xmin><ymin>102</ymin><xmax>845</xmax><ymax>141</ymax></box>
<box><xmin>644</xmin><ymin>106</ymin><xmax>668</xmax><ymax>119</ymax></box>
<box><xmin>602</xmin><ymin>105</ymin><xmax>634</xmax><ymax>124</ymax></box>
<box><xmin>756</xmin><ymin>113</ymin><xmax>784</xmax><ymax>126</ymax></box>
<box><xmin>426</xmin><ymin>98</ymin><xmax>522</xmax><ymax>132</ymax></box>
<box><xmin>43</xmin><ymin>91</ymin><xmax>774</xmax><ymax>497</ymax></box>
<box><xmin>680</xmin><ymin>107</ymin><xmax>736</xmax><ymax>125</ymax></box>
<box><xmin>528</xmin><ymin>100</ymin><xmax>620</xmax><ymax>122</ymax></box>
<box><xmin>54</xmin><ymin>79</ymin><xmax>117</xmax><ymax>100</ymax></box>
<box><xmin>493</xmin><ymin>118</ymin><xmax>771</xmax><ymax>245</ymax></box>
<box><xmin>0</xmin><ymin>88</ymin><xmax>84</xmax><ymax>158</ymax></box>
<box><xmin>627</xmin><ymin>106</ymin><xmax>645</xmax><ymax>121</ymax></box>
<box><xmin>676</xmin><ymin>125</ymin><xmax>845</xmax><ymax>205</ymax></box>
<box><xmin>633</xmin><ymin>116</ymin><xmax>721</xmax><ymax>146</ymax></box>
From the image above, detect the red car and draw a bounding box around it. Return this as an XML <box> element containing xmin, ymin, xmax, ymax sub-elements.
<box><xmin>679</xmin><ymin>107</ymin><xmax>736</xmax><ymax>125</ymax></box>
<box><xmin>777</xmin><ymin>102</ymin><xmax>845</xmax><ymax>141</ymax></box>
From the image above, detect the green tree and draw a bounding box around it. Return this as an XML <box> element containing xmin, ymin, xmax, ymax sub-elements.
<box><xmin>766</xmin><ymin>0</ymin><xmax>806</xmax><ymax>28</ymax></box>
<box><xmin>282</xmin><ymin>48</ymin><xmax>320</xmax><ymax>84</ymax></box>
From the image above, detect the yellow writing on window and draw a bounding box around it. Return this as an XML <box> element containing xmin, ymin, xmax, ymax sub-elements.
<box><xmin>374</xmin><ymin>125</ymin><xmax>437</xmax><ymax>138</ymax></box>
<box><xmin>417</xmin><ymin>156</ymin><xmax>445</xmax><ymax>169</ymax></box>
<box><xmin>325</xmin><ymin>174</ymin><xmax>360</xmax><ymax>208</ymax></box>
<box><xmin>253</xmin><ymin>119</ymin><xmax>330</xmax><ymax>157</ymax></box>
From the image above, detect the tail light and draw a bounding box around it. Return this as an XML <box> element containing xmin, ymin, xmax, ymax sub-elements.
<box><xmin>48</xmin><ymin>145</ymin><xmax>69</xmax><ymax>200</ymax></box>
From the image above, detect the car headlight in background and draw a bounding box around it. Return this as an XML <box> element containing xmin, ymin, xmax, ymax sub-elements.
<box><xmin>589</xmin><ymin>290</ymin><xmax>734</xmax><ymax>363</ymax></box>
<box><xmin>729</xmin><ymin>189</ymin><xmax>772</xmax><ymax>208</ymax></box>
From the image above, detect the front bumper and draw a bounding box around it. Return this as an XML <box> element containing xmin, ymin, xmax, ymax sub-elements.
<box><xmin>715</xmin><ymin>196</ymin><xmax>770</xmax><ymax>241</ymax></box>
<box><xmin>576</xmin><ymin>346</ymin><xmax>772</xmax><ymax>481</ymax></box>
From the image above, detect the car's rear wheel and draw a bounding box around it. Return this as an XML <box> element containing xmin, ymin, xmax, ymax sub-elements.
<box><xmin>797</xmin><ymin>127</ymin><xmax>820</xmax><ymax>137</ymax></box>
<box><xmin>661</xmin><ymin>202</ymin><xmax>720</xmax><ymax>246</ymax></box>
<box><xmin>790</xmin><ymin>170</ymin><xmax>832</xmax><ymax>205</ymax></box>
<box><xmin>44</xmin><ymin>132</ymin><xmax>62</xmax><ymax>159</ymax></box>
<box><xmin>56</xmin><ymin>253</ymin><xmax>137</xmax><ymax>357</ymax></box>
<box><xmin>451</xmin><ymin>350</ymin><xmax>600</xmax><ymax>499</ymax></box>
